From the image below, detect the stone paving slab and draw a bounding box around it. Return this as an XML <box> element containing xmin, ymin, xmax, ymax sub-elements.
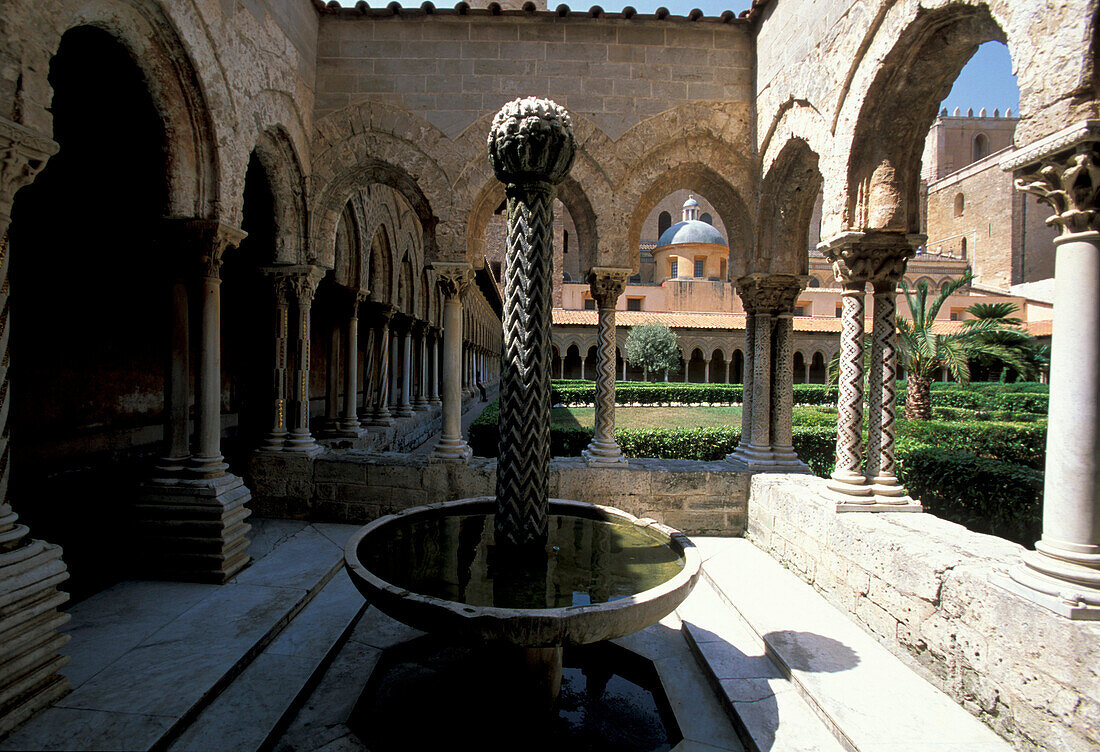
<box><xmin>678</xmin><ymin>578</ymin><xmax>845</xmax><ymax>752</ymax></box>
<box><xmin>168</xmin><ymin>571</ymin><xmax>366</xmax><ymax>752</ymax></box>
<box><xmin>696</xmin><ymin>538</ymin><xmax>1013</xmax><ymax>752</ymax></box>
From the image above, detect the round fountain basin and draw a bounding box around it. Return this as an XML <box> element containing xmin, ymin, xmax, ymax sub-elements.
<box><xmin>344</xmin><ymin>497</ymin><xmax>701</xmax><ymax>647</ymax></box>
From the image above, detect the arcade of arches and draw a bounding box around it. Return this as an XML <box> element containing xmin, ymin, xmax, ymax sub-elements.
<box><xmin>0</xmin><ymin>0</ymin><xmax>1097</xmax><ymax>747</ymax></box>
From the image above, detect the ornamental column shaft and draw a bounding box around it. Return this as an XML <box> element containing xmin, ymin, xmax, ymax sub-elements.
<box><xmin>429</xmin><ymin>329</ymin><xmax>442</xmax><ymax>405</ymax></box>
<box><xmin>826</xmin><ymin>280</ymin><xmax>872</xmax><ymax>504</ymax></box>
<box><xmin>489</xmin><ymin>97</ymin><xmax>576</xmax><ymax>549</ymax></box>
<box><xmin>395</xmin><ymin>321</ymin><xmax>414</xmax><ymax>417</ymax></box>
<box><xmin>262</xmin><ymin>276</ymin><xmax>291</xmax><ymax>450</ymax></box>
<box><xmin>365</xmin><ymin>305</ymin><xmax>393</xmax><ymax>426</ymax></box>
<box><xmin>340</xmin><ymin>293</ymin><xmax>366</xmax><ymax>434</ymax></box>
<box><xmin>431</xmin><ymin>264</ymin><xmax>473</xmax><ymax>461</ymax></box>
<box><xmin>729</xmin><ymin>305</ymin><xmax>755</xmax><ymax>462</ymax></box>
<box><xmin>583</xmin><ymin>267</ymin><xmax>631</xmax><ymax>465</ymax></box>
<box><xmin>159</xmin><ymin>273</ymin><xmax>190</xmax><ymax>470</ymax></box>
<box><xmin>769</xmin><ymin>312</ymin><xmax>800</xmax><ymax>465</ymax></box>
<box><xmin>285</xmin><ymin>267</ymin><xmax>324</xmax><ymax>453</ymax></box>
<box><xmin>191</xmin><ymin>239</ymin><xmax>236</xmax><ymax>475</ymax></box>
<box><xmin>998</xmin><ymin>121</ymin><xmax>1100</xmax><ymax>619</ymax></box>
<box><xmin>866</xmin><ymin>275</ymin><xmax>913</xmax><ymax>504</ymax></box>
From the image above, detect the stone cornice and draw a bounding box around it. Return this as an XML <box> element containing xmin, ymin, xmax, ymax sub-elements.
<box><xmin>1000</xmin><ymin>120</ymin><xmax>1100</xmax><ymax>173</ymax></box>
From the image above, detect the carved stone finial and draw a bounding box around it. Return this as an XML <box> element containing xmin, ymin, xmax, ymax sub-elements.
<box><xmin>487</xmin><ymin>97</ymin><xmax>576</xmax><ymax>187</ymax></box>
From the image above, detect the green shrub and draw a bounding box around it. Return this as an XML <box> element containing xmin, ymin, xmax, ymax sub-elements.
<box><xmin>899</xmin><ymin>449</ymin><xmax>1042</xmax><ymax>546</ymax></box>
<box><xmin>897</xmin><ymin>419</ymin><xmax>1046</xmax><ymax>469</ymax></box>
<box><xmin>932</xmin><ymin>389</ymin><xmax>1048</xmax><ymax>413</ymax></box>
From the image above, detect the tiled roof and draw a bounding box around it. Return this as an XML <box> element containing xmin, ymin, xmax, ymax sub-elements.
<box><xmin>552</xmin><ymin>308</ymin><xmax>969</xmax><ymax>334</ymax></box>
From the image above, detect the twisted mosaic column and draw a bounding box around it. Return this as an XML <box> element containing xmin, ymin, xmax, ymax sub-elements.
<box><xmin>866</xmin><ymin>276</ymin><xmax>912</xmax><ymax>503</ymax></box>
<box><xmin>826</xmin><ymin>281</ymin><xmax>873</xmax><ymax>504</ymax></box>
<box><xmin>769</xmin><ymin>312</ymin><xmax>800</xmax><ymax>465</ymax></box>
<box><xmin>365</xmin><ymin>307</ymin><xmax>393</xmax><ymax>425</ymax></box>
<box><xmin>728</xmin><ymin>280</ymin><xmax>755</xmax><ymax>462</ymax></box>
<box><xmin>285</xmin><ymin>268</ymin><xmax>324</xmax><ymax>453</ymax></box>
<box><xmin>489</xmin><ymin>97</ymin><xmax>575</xmax><ymax>549</ymax></box>
<box><xmin>583</xmin><ymin>268</ymin><xmax>630</xmax><ymax>465</ymax></box>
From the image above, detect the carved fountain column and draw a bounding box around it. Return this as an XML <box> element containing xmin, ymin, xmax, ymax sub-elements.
<box><xmin>583</xmin><ymin>267</ymin><xmax>631</xmax><ymax>466</ymax></box>
<box><xmin>488</xmin><ymin>97</ymin><xmax>576</xmax><ymax>549</ymax></box>
<box><xmin>997</xmin><ymin>122</ymin><xmax>1100</xmax><ymax>619</ymax></box>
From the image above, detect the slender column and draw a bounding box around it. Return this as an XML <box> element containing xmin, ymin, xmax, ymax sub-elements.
<box><xmin>725</xmin><ymin>359</ymin><xmax>731</xmax><ymax>384</ymax></box>
<box><xmin>413</xmin><ymin>323</ymin><xmax>430</xmax><ymax>410</ymax></box>
<box><xmin>804</xmin><ymin>361</ymin><xmax>810</xmax><ymax>383</ymax></box>
<box><xmin>339</xmin><ymin>293</ymin><xmax>366</xmax><ymax>434</ymax></box>
<box><xmin>429</xmin><ymin>329</ymin><xmax>442</xmax><ymax>405</ymax></box>
<box><xmin>158</xmin><ymin>273</ymin><xmax>191</xmax><ymax>470</ymax></box>
<box><xmin>867</xmin><ymin>274</ymin><xmax>913</xmax><ymax>503</ymax></box>
<box><xmin>396</xmin><ymin>320</ymin><xmax>415</xmax><ymax>417</ymax></box>
<box><xmin>744</xmin><ymin>312</ymin><xmax>774</xmax><ymax>458</ymax></box>
<box><xmin>365</xmin><ymin>305</ymin><xmax>394</xmax><ymax>425</ymax></box>
<box><xmin>0</xmin><ymin>119</ymin><xmax>73</xmax><ymax>736</ymax></box>
<box><xmin>825</xmin><ymin>280</ymin><xmax>872</xmax><ymax>503</ymax></box>
<box><xmin>324</xmin><ymin>325</ymin><xmax>341</xmax><ymax>430</ymax></box>
<box><xmin>262</xmin><ymin>276</ymin><xmax>291</xmax><ymax>450</ymax></box>
<box><xmin>191</xmin><ymin>227</ymin><xmax>247</xmax><ymax>475</ymax></box>
<box><xmin>359</xmin><ymin>318</ymin><xmax>376</xmax><ymax>422</ymax></box>
<box><xmin>621</xmin><ymin>357</ymin><xmax>627</xmax><ymax>381</ymax></box>
<box><xmin>580</xmin><ymin>358</ymin><xmax>585</xmax><ymax>381</ymax></box>
<box><xmin>998</xmin><ymin>122</ymin><xmax>1100</xmax><ymax>619</ymax></box>
<box><xmin>431</xmin><ymin>263</ymin><xmax>473</xmax><ymax>461</ymax></box>
<box><xmin>389</xmin><ymin>329</ymin><xmax>400</xmax><ymax>408</ymax></box>
<box><xmin>769</xmin><ymin>312</ymin><xmax>802</xmax><ymax>466</ymax></box>
<box><xmin>583</xmin><ymin>267</ymin><xmax>631</xmax><ymax>465</ymax></box>
<box><xmin>284</xmin><ymin>267</ymin><xmax>325</xmax><ymax>453</ymax></box>
<box><xmin>490</xmin><ymin>97</ymin><xmax>575</xmax><ymax>549</ymax></box>
<box><xmin>728</xmin><ymin>296</ymin><xmax>755</xmax><ymax>463</ymax></box>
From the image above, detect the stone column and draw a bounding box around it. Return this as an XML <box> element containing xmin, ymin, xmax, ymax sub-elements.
<box><xmin>394</xmin><ymin>318</ymin><xmax>415</xmax><ymax>417</ymax></box>
<box><xmin>431</xmin><ymin>263</ymin><xmax>473</xmax><ymax>461</ymax></box>
<box><xmin>489</xmin><ymin>97</ymin><xmax>575</xmax><ymax>549</ymax></box>
<box><xmin>285</xmin><ymin>266</ymin><xmax>325</xmax><ymax>453</ymax></box>
<box><xmin>769</xmin><ymin>312</ymin><xmax>803</xmax><ymax>468</ymax></box>
<box><xmin>725</xmin><ymin>360</ymin><xmax>731</xmax><ymax>384</ymax></box>
<box><xmin>138</xmin><ymin>220</ymin><xmax>253</xmax><ymax>584</ymax></box>
<box><xmin>583</xmin><ymin>267</ymin><xmax>631</xmax><ymax>465</ymax></box>
<box><xmin>364</xmin><ymin>304</ymin><xmax>394</xmax><ymax>426</ymax></box>
<box><xmin>158</xmin><ymin>268</ymin><xmax>191</xmax><ymax>471</ymax></box>
<box><xmin>728</xmin><ymin>288</ymin><xmax>755</xmax><ymax>463</ymax></box>
<box><xmin>998</xmin><ymin>122</ymin><xmax>1100</xmax><ymax>619</ymax></box>
<box><xmin>323</xmin><ymin>324</ymin><xmax>340</xmax><ymax>432</ymax></box>
<box><xmin>0</xmin><ymin>117</ymin><xmax>72</xmax><ymax>736</ymax></box>
<box><xmin>260</xmin><ymin>274</ymin><xmax>291</xmax><ymax>450</ymax></box>
<box><xmin>867</xmin><ymin>268</ymin><xmax>915</xmax><ymax>505</ymax></box>
<box><xmin>389</xmin><ymin>329</ymin><xmax>401</xmax><ymax>409</ymax></box>
<box><xmin>413</xmin><ymin>322</ymin><xmax>430</xmax><ymax>410</ymax></box>
<box><xmin>339</xmin><ymin>292</ymin><xmax>367</xmax><ymax>435</ymax></box>
<box><xmin>429</xmin><ymin>328</ymin><xmax>442</xmax><ymax>406</ymax></box>
<box><xmin>359</xmin><ymin>315</ymin><xmax>375</xmax><ymax>421</ymax></box>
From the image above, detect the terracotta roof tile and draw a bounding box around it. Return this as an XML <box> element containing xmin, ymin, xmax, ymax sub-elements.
<box><xmin>553</xmin><ymin>309</ymin><xmax>976</xmax><ymax>335</ymax></box>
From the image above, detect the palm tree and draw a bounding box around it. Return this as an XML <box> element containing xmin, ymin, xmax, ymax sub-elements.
<box><xmin>897</xmin><ymin>270</ymin><xmax>1031</xmax><ymax>419</ymax></box>
<box><xmin>962</xmin><ymin>302</ymin><xmax>1045</xmax><ymax>383</ymax></box>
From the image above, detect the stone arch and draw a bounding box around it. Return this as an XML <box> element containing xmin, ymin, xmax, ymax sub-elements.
<box><xmin>333</xmin><ymin>201</ymin><xmax>362</xmax><ymax>288</ymax></box>
<box><xmin>621</xmin><ymin>147</ymin><xmax>753</xmax><ymax>279</ymax></box>
<box><xmin>250</xmin><ymin>127</ymin><xmax>308</xmax><ymax>264</ymax></box>
<box><xmin>42</xmin><ymin>1</ymin><xmax>226</xmax><ymax>220</ymax></box>
<box><xmin>843</xmin><ymin>4</ymin><xmax>1009</xmax><ymax>232</ymax></box>
<box><xmin>756</xmin><ymin>138</ymin><xmax>823</xmax><ymax>275</ymax></box>
<box><xmin>368</xmin><ymin>224</ymin><xmax>394</xmax><ymax>305</ymax></box>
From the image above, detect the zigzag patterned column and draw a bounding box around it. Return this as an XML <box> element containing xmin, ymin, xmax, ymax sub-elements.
<box><xmin>489</xmin><ymin>97</ymin><xmax>575</xmax><ymax>549</ymax></box>
<box><xmin>826</xmin><ymin>280</ymin><xmax>873</xmax><ymax>506</ymax></box>
<box><xmin>867</xmin><ymin>274</ymin><xmax>915</xmax><ymax>505</ymax></box>
<box><xmin>583</xmin><ymin>267</ymin><xmax>630</xmax><ymax>465</ymax></box>
<box><xmin>728</xmin><ymin>277</ymin><xmax>755</xmax><ymax>463</ymax></box>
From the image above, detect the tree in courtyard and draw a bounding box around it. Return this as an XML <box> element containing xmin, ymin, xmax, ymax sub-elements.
<box><xmin>898</xmin><ymin>270</ymin><xmax>1032</xmax><ymax>420</ymax></box>
<box><xmin>963</xmin><ymin>302</ymin><xmax>1046</xmax><ymax>382</ymax></box>
<box><xmin>624</xmin><ymin>322</ymin><xmax>681</xmax><ymax>381</ymax></box>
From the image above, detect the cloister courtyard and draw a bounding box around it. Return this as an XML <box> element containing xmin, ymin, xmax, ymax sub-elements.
<box><xmin>0</xmin><ymin>0</ymin><xmax>1097</xmax><ymax>750</ymax></box>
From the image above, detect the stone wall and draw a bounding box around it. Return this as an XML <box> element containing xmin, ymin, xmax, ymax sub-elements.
<box><xmin>248</xmin><ymin>453</ymin><xmax>749</xmax><ymax>536</ymax></box>
<box><xmin>745</xmin><ymin>474</ymin><xmax>1100</xmax><ymax>751</ymax></box>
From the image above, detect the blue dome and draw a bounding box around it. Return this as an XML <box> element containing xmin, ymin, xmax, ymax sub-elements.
<box><xmin>655</xmin><ymin>220</ymin><xmax>727</xmax><ymax>248</ymax></box>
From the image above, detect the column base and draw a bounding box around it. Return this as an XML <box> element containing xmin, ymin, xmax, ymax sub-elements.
<box><xmin>260</xmin><ymin>432</ymin><xmax>287</xmax><ymax>452</ymax></box>
<box><xmin>363</xmin><ymin>414</ymin><xmax>395</xmax><ymax>427</ymax></box>
<box><xmin>332</xmin><ymin>419</ymin><xmax>366</xmax><ymax>438</ymax></box>
<box><xmin>582</xmin><ymin>439</ymin><xmax>628</xmax><ymax>466</ymax></box>
<box><xmin>188</xmin><ymin>455</ymin><xmax>230</xmax><ymax>479</ymax></box>
<box><xmin>825</xmin><ymin>470</ymin><xmax>876</xmax><ymax>509</ymax></box>
<box><xmin>394</xmin><ymin>405</ymin><xmax>415</xmax><ymax>418</ymax></box>
<box><xmin>430</xmin><ymin>439</ymin><xmax>472</xmax><ymax>464</ymax></box>
<box><xmin>135</xmin><ymin>474</ymin><xmax>253</xmax><ymax>584</ymax></box>
<box><xmin>0</xmin><ymin>506</ymin><xmax>72</xmax><ymax>737</ymax></box>
<box><xmin>429</xmin><ymin>397</ymin><xmax>442</xmax><ymax>407</ymax></box>
<box><xmin>995</xmin><ymin>553</ymin><xmax>1100</xmax><ymax>620</ymax></box>
<box><xmin>283</xmin><ymin>434</ymin><xmax>325</xmax><ymax>456</ymax></box>
<box><xmin>867</xmin><ymin>475</ymin><xmax>922</xmax><ymax>510</ymax></box>
<box><xmin>155</xmin><ymin>454</ymin><xmax>191</xmax><ymax>474</ymax></box>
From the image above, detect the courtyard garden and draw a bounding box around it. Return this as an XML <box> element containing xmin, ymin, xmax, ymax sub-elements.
<box><xmin>470</xmin><ymin>379</ymin><xmax>1048</xmax><ymax>546</ymax></box>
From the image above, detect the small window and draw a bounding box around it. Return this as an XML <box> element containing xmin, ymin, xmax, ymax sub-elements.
<box><xmin>670</xmin><ymin>259</ymin><xmax>678</xmax><ymax>278</ymax></box>
<box><xmin>629</xmin><ymin>273</ymin><xmax>641</xmax><ymax>284</ymax></box>
<box><xmin>563</xmin><ymin>271</ymin><xmax>572</xmax><ymax>282</ymax></box>
<box><xmin>626</xmin><ymin>297</ymin><xmax>643</xmax><ymax>311</ymax></box>
<box><xmin>954</xmin><ymin>193</ymin><xmax>965</xmax><ymax>217</ymax></box>
<box><xmin>808</xmin><ymin>276</ymin><xmax>821</xmax><ymax>288</ymax></box>
<box><xmin>694</xmin><ymin>257</ymin><xmax>705</xmax><ymax>278</ymax></box>
<box><xmin>949</xmin><ymin>307</ymin><xmax>965</xmax><ymax>321</ymax></box>
<box><xmin>973</xmin><ymin>133</ymin><xmax>989</xmax><ymax>162</ymax></box>
<box><xmin>563</xmin><ymin>230</ymin><xmax>569</xmax><ymax>255</ymax></box>
<box><xmin>960</xmin><ymin>237</ymin><xmax>968</xmax><ymax>258</ymax></box>
<box><xmin>719</xmin><ymin>259</ymin><xmax>728</xmax><ymax>280</ymax></box>
<box><xmin>700</xmin><ymin>212</ymin><xmax>713</xmax><ymax>225</ymax></box>
<box><xmin>658</xmin><ymin>211</ymin><xmax>672</xmax><ymax>237</ymax></box>
<box><xmin>835</xmin><ymin>304</ymin><xmax>843</xmax><ymax>318</ymax></box>
<box><xmin>583</xmin><ymin>298</ymin><xmax>596</xmax><ymax>310</ymax></box>
<box><xmin>794</xmin><ymin>305</ymin><xmax>807</xmax><ymax>316</ymax></box>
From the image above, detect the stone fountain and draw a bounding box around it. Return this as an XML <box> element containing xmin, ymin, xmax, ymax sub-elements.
<box><xmin>344</xmin><ymin>98</ymin><xmax>700</xmax><ymax>712</ymax></box>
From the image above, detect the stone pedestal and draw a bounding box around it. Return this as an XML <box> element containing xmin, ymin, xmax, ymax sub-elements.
<box><xmin>997</xmin><ymin>121</ymin><xmax>1100</xmax><ymax>619</ymax></box>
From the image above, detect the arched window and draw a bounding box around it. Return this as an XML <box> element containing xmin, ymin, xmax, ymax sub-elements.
<box><xmin>973</xmin><ymin>133</ymin><xmax>989</xmax><ymax>162</ymax></box>
<box><xmin>954</xmin><ymin>193</ymin><xmax>965</xmax><ymax>217</ymax></box>
<box><xmin>719</xmin><ymin>258</ymin><xmax>727</xmax><ymax>280</ymax></box>
<box><xmin>700</xmin><ymin>212</ymin><xmax>713</xmax><ymax>225</ymax></box>
<box><xmin>807</xmin><ymin>276</ymin><xmax>821</xmax><ymax>288</ymax></box>
<box><xmin>669</xmin><ymin>258</ymin><xmax>678</xmax><ymax>278</ymax></box>
<box><xmin>658</xmin><ymin>211</ymin><xmax>672</xmax><ymax>236</ymax></box>
<box><xmin>960</xmin><ymin>237</ymin><xmax>967</xmax><ymax>258</ymax></box>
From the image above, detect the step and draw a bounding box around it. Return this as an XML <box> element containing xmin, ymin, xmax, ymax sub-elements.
<box><xmin>0</xmin><ymin>520</ymin><xmax>358</xmax><ymax>752</ymax></box>
<box><xmin>167</xmin><ymin>569</ymin><xmax>366</xmax><ymax>752</ymax></box>
<box><xmin>691</xmin><ymin>538</ymin><xmax>1013</xmax><ymax>752</ymax></box>
<box><xmin>677</xmin><ymin>577</ymin><xmax>847</xmax><ymax>752</ymax></box>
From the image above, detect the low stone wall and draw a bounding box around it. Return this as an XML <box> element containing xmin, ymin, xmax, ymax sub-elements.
<box><xmin>247</xmin><ymin>452</ymin><xmax>749</xmax><ymax>537</ymax></box>
<box><xmin>746</xmin><ymin>474</ymin><xmax>1100</xmax><ymax>751</ymax></box>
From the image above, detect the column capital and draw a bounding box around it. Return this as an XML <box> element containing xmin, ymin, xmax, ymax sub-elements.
<box><xmin>817</xmin><ymin>230</ymin><xmax>922</xmax><ymax>287</ymax></box>
<box><xmin>1002</xmin><ymin>120</ymin><xmax>1100</xmax><ymax>236</ymax></box>
<box><xmin>390</xmin><ymin>312</ymin><xmax>414</xmax><ymax>333</ymax></box>
<box><xmin>735</xmin><ymin>273</ymin><xmax>808</xmax><ymax>315</ymax></box>
<box><xmin>167</xmin><ymin>219</ymin><xmax>247</xmax><ymax>278</ymax></box>
<box><xmin>431</xmin><ymin>261</ymin><xmax>473</xmax><ymax>299</ymax></box>
<box><xmin>410</xmin><ymin>319</ymin><xmax>428</xmax><ymax>335</ymax></box>
<box><xmin>586</xmin><ymin>266</ymin><xmax>632</xmax><ymax>308</ymax></box>
<box><xmin>276</xmin><ymin>264</ymin><xmax>325</xmax><ymax>306</ymax></box>
<box><xmin>0</xmin><ymin>117</ymin><xmax>57</xmax><ymax>214</ymax></box>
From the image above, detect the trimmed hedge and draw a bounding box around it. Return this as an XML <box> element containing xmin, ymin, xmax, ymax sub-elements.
<box><xmin>932</xmin><ymin>390</ymin><xmax>1049</xmax><ymax>413</ymax></box>
<box><xmin>549</xmin><ymin>380</ymin><xmax>837</xmax><ymax>406</ymax></box>
<box><xmin>899</xmin><ymin>448</ymin><xmax>1042</xmax><ymax>546</ymax></box>
<box><xmin>895</xmin><ymin>419</ymin><xmax>1046</xmax><ymax>469</ymax></box>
